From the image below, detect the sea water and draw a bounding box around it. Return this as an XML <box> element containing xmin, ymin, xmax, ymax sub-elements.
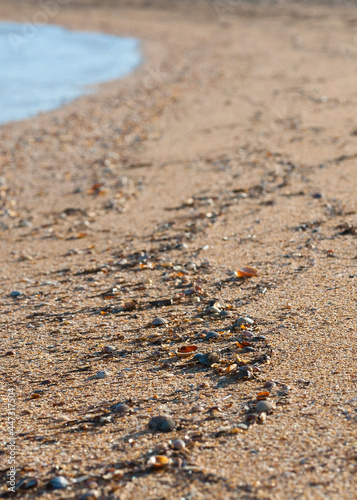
<box><xmin>0</xmin><ymin>22</ymin><xmax>141</xmax><ymax>125</ymax></box>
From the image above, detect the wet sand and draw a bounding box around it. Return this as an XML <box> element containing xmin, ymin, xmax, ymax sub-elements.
<box><xmin>1</xmin><ymin>1</ymin><xmax>357</xmax><ymax>499</ymax></box>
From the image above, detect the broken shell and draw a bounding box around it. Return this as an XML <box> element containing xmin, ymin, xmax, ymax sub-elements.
<box><xmin>256</xmin><ymin>400</ymin><xmax>274</xmax><ymax>413</ymax></box>
<box><xmin>176</xmin><ymin>345</ymin><xmax>198</xmax><ymax>357</ymax></box>
<box><xmin>147</xmin><ymin>455</ymin><xmax>171</xmax><ymax>468</ymax></box>
<box><xmin>257</xmin><ymin>412</ymin><xmax>267</xmax><ymax>424</ymax></box>
<box><xmin>236</xmin><ymin>267</ymin><xmax>258</xmax><ymax>278</ymax></box>
<box><xmin>151</xmin><ymin>317</ymin><xmax>168</xmax><ymax>326</ymax></box>
<box><xmin>148</xmin><ymin>416</ymin><xmax>177</xmax><ymax>433</ymax></box>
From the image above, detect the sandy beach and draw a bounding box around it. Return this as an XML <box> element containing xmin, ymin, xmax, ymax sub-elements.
<box><xmin>1</xmin><ymin>1</ymin><xmax>357</xmax><ymax>498</ymax></box>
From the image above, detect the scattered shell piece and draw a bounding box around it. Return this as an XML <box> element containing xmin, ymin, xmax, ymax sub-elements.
<box><xmin>205</xmin><ymin>331</ymin><xmax>220</xmax><ymax>340</ymax></box>
<box><xmin>176</xmin><ymin>345</ymin><xmax>198</xmax><ymax>357</ymax></box>
<box><xmin>236</xmin><ymin>267</ymin><xmax>258</xmax><ymax>278</ymax></box>
<box><xmin>17</xmin><ymin>477</ymin><xmax>38</xmax><ymax>490</ymax></box>
<box><xmin>205</xmin><ymin>305</ymin><xmax>221</xmax><ymax>315</ymax></box>
<box><xmin>47</xmin><ymin>476</ymin><xmax>70</xmax><ymax>490</ymax></box>
<box><xmin>256</xmin><ymin>400</ymin><xmax>274</xmax><ymax>413</ymax></box>
<box><xmin>147</xmin><ymin>455</ymin><xmax>172</xmax><ymax>468</ymax></box>
<box><xmin>87</xmin><ymin>370</ymin><xmax>110</xmax><ymax>380</ymax></box>
<box><xmin>148</xmin><ymin>416</ymin><xmax>176</xmax><ymax>433</ymax></box>
<box><xmin>233</xmin><ymin>316</ymin><xmax>254</xmax><ymax>328</ymax></box>
<box><xmin>151</xmin><ymin>317</ymin><xmax>168</xmax><ymax>327</ymax></box>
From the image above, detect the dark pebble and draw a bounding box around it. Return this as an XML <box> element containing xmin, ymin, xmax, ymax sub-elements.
<box><xmin>10</xmin><ymin>291</ymin><xmax>21</xmax><ymax>298</ymax></box>
<box><xmin>148</xmin><ymin>415</ymin><xmax>176</xmax><ymax>433</ymax></box>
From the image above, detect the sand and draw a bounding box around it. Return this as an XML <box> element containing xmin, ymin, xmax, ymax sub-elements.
<box><xmin>0</xmin><ymin>1</ymin><xmax>357</xmax><ymax>499</ymax></box>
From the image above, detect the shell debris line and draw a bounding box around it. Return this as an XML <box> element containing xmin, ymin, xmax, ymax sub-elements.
<box><xmin>1</xmin><ymin>1</ymin><xmax>357</xmax><ymax>499</ymax></box>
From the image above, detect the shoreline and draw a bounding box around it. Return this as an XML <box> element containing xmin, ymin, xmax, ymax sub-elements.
<box><xmin>1</xmin><ymin>1</ymin><xmax>356</xmax><ymax>499</ymax></box>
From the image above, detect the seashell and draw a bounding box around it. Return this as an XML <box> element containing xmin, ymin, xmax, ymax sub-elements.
<box><xmin>151</xmin><ymin>317</ymin><xmax>168</xmax><ymax>327</ymax></box>
<box><xmin>111</xmin><ymin>403</ymin><xmax>130</xmax><ymax>415</ymax></box>
<box><xmin>148</xmin><ymin>415</ymin><xmax>176</xmax><ymax>433</ymax></box>
<box><xmin>205</xmin><ymin>306</ymin><xmax>221</xmax><ymax>314</ymax></box>
<box><xmin>256</xmin><ymin>391</ymin><xmax>270</xmax><ymax>400</ymax></box>
<box><xmin>256</xmin><ymin>400</ymin><xmax>274</xmax><ymax>413</ymax></box>
<box><xmin>240</xmin><ymin>330</ymin><xmax>255</xmax><ymax>339</ymax></box>
<box><xmin>176</xmin><ymin>345</ymin><xmax>198</xmax><ymax>357</ymax></box>
<box><xmin>235</xmin><ymin>267</ymin><xmax>258</xmax><ymax>278</ymax></box>
<box><xmin>171</xmin><ymin>439</ymin><xmax>186</xmax><ymax>450</ymax></box>
<box><xmin>147</xmin><ymin>455</ymin><xmax>171</xmax><ymax>468</ymax></box>
<box><xmin>233</xmin><ymin>316</ymin><xmax>254</xmax><ymax>327</ymax></box>
<box><xmin>87</xmin><ymin>370</ymin><xmax>110</xmax><ymax>380</ymax></box>
<box><xmin>257</xmin><ymin>412</ymin><xmax>267</xmax><ymax>424</ymax></box>
<box><xmin>47</xmin><ymin>476</ymin><xmax>70</xmax><ymax>490</ymax></box>
<box><xmin>17</xmin><ymin>477</ymin><xmax>38</xmax><ymax>490</ymax></box>
<box><xmin>205</xmin><ymin>331</ymin><xmax>220</xmax><ymax>340</ymax></box>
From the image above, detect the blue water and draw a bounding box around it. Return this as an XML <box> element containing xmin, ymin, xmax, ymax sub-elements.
<box><xmin>0</xmin><ymin>22</ymin><xmax>141</xmax><ymax>125</ymax></box>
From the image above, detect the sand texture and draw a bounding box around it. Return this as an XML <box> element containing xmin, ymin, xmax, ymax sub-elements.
<box><xmin>0</xmin><ymin>1</ymin><xmax>357</xmax><ymax>499</ymax></box>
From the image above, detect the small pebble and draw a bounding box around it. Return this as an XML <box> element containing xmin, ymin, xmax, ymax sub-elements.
<box><xmin>111</xmin><ymin>403</ymin><xmax>130</xmax><ymax>415</ymax></box>
<box><xmin>256</xmin><ymin>400</ymin><xmax>274</xmax><ymax>413</ymax></box>
<box><xmin>10</xmin><ymin>290</ymin><xmax>21</xmax><ymax>298</ymax></box>
<box><xmin>220</xmin><ymin>310</ymin><xmax>233</xmax><ymax>317</ymax></box>
<box><xmin>103</xmin><ymin>345</ymin><xmax>116</xmax><ymax>353</ymax></box>
<box><xmin>79</xmin><ymin>491</ymin><xmax>100</xmax><ymax>500</ymax></box>
<box><xmin>264</xmin><ymin>381</ymin><xmax>276</xmax><ymax>390</ymax></box>
<box><xmin>171</xmin><ymin>439</ymin><xmax>186</xmax><ymax>450</ymax></box>
<box><xmin>47</xmin><ymin>476</ymin><xmax>70</xmax><ymax>490</ymax></box>
<box><xmin>148</xmin><ymin>415</ymin><xmax>176</xmax><ymax>433</ymax></box>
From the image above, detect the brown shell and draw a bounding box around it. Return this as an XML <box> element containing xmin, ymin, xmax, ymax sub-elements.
<box><xmin>236</xmin><ymin>266</ymin><xmax>258</xmax><ymax>278</ymax></box>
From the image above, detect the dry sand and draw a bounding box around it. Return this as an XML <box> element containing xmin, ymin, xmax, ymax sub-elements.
<box><xmin>0</xmin><ymin>1</ymin><xmax>357</xmax><ymax>499</ymax></box>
